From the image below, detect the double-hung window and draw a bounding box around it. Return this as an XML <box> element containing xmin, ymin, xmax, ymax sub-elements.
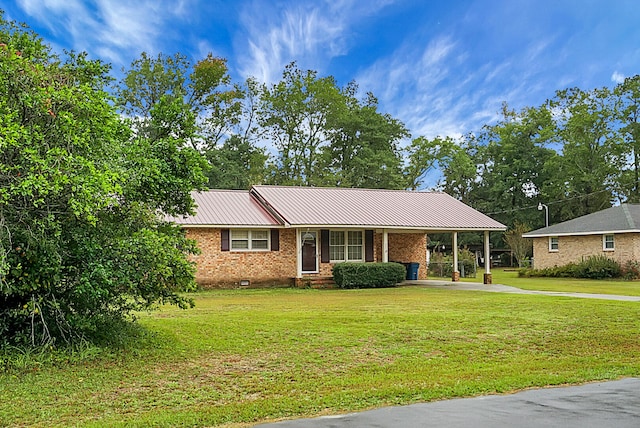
<box><xmin>603</xmin><ymin>234</ymin><xmax>615</xmax><ymax>251</ymax></box>
<box><xmin>231</xmin><ymin>229</ymin><xmax>269</xmax><ymax>251</ymax></box>
<box><xmin>329</xmin><ymin>230</ymin><xmax>363</xmax><ymax>262</ymax></box>
<box><xmin>549</xmin><ymin>236</ymin><xmax>559</xmax><ymax>252</ymax></box>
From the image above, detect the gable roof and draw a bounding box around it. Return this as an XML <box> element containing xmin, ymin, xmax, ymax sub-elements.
<box><xmin>172</xmin><ymin>190</ymin><xmax>281</xmax><ymax>227</ymax></box>
<box><xmin>250</xmin><ymin>185</ymin><xmax>505</xmax><ymax>230</ymax></box>
<box><xmin>523</xmin><ymin>204</ymin><xmax>640</xmax><ymax>238</ymax></box>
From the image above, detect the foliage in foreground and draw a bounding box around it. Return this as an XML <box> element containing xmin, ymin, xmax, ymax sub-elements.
<box><xmin>518</xmin><ymin>255</ymin><xmax>640</xmax><ymax>280</ymax></box>
<box><xmin>1</xmin><ymin>288</ymin><xmax>640</xmax><ymax>427</ymax></box>
<box><xmin>0</xmin><ymin>14</ymin><xmax>207</xmax><ymax>347</ymax></box>
<box><xmin>333</xmin><ymin>262</ymin><xmax>406</xmax><ymax>288</ymax></box>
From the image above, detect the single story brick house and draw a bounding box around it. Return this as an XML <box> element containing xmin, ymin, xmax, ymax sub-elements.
<box><xmin>523</xmin><ymin>204</ymin><xmax>640</xmax><ymax>269</ymax></box>
<box><xmin>171</xmin><ymin>185</ymin><xmax>505</xmax><ymax>286</ymax></box>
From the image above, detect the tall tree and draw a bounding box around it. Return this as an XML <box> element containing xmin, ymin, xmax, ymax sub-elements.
<box><xmin>321</xmin><ymin>89</ymin><xmax>408</xmax><ymax>189</ymax></box>
<box><xmin>259</xmin><ymin>62</ymin><xmax>344</xmax><ymax>186</ymax></box>
<box><xmin>614</xmin><ymin>75</ymin><xmax>640</xmax><ymax>202</ymax></box>
<box><xmin>472</xmin><ymin>104</ymin><xmax>557</xmax><ymax>227</ymax></box>
<box><xmin>0</xmin><ymin>14</ymin><xmax>207</xmax><ymax>346</ymax></box>
<box><xmin>548</xmin><ymin>87</ymin><xmax>621</xmax><ymax>219</ymax></box>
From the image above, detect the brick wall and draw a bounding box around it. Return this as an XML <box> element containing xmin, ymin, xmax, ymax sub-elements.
<box><xmin>387</xmin><ymin>233</ymin><xmax>428</xmax><ymax>279</ymax></box>
<box><xmin>187</xmin><ymin>228</ymin><xmax>429</xmax><ymax>286</ymax></box>
<box><xmin>186</xmin><ymin>227</ymin><xmax>297</xmax><ymax>287</ymax></box>
<box><xmin>532</xmin><ymin>233</ymin><xmax>640</xmax><ymax>269</ymax></box>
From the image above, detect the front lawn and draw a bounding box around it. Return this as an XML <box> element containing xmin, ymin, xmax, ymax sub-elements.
<box><xmin>2</xmin><ymin>287</ymin><xmax>640</xmax><ymax>427</ymax></box>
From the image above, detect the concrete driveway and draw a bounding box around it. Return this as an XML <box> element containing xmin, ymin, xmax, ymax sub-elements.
<box><xmin>255</xmin><ymin>378</ymin><xmax>640</xmax><ymax>427</ymax></box>
<box><xmin>403</xmin><ymin>279</ymin><xmax>640</xmax><ymax>302</ymax></box>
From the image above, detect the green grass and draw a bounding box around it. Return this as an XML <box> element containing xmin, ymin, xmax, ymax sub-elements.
<box><xmin>2</xmin><ymin>287</ymin><xmax>640</xmax><ymax>427</ymax></box>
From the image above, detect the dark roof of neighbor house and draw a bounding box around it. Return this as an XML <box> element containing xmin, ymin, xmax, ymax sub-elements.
<box><xmin>523</xmin><ymin>204</ymin><xmax>640</xmax><ymax>238</ymax></box>
<box><xmin>172</xmin><ymin>190</ymin><xmax>281</xmax><ymax>227</ymax></box>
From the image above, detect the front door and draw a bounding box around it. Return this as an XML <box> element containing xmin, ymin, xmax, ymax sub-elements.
<box><xmin>301</xmin><ymin>231</ymin><xmax>317</xmax><ymax>272</ymax></box>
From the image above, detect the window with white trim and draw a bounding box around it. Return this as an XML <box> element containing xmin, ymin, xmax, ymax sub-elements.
<box><xmin>549</xmin><ymin>236</ymin><xmax>559</xmax><ymax>252</ymax></box>
<box><xmin>603</xmin><ymin>234</ymin><xmax>615</xmax><ymax>251</ymax></box>
<box><xmin>330</xmin><ymin>230</ymin><xmax>363</xmax><ymax>262</ymax></box>
<box><xmin>231</xmin><ymin>229</ymin><xmax>269</xmax><ymax>251</ymax></box>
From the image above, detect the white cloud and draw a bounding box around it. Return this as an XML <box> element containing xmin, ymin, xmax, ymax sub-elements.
<box><xmin>612</xmin><ymin>71</ymin><xmax>625</xmax><ymax>84</ymax></box>
<box><xmin>237</xmin><ymin>0</ymin><xmax>398</xmax><ymax>84</ymax></box>
<box><xmin>16</xmin><ymin>0</ymin><xmax>194</xmax><ymax>66</ymax></box>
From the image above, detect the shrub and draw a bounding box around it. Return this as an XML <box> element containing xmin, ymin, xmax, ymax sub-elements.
<box><xmin>333</xmin><ymin>263</ymin><xmax>406</xmax><ymax>289</ymax></box>
<box><xmin>519</xmin><ymin>255</ymin><xmax>623</xmax><ymax>280</ymax></box>
<box><xmin>622</xmin><ymin>260</ymin><xmax>640</xmax><ymax>280</ymax></box>
<box><xmin>428</xmin><ymin>248</ymin><xmax>476</xmax><ymax>278</ymax></box>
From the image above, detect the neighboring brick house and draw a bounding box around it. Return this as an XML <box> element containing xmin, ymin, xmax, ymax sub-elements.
<box><xmin>523</xmin><ymin>204</ymin><xmax>640</xmax><ymax>269</ymax></box>
<box><xmin>171</xmin><ymin>185</ymin><xmax>506</xmax><ymax>287</ymax></box>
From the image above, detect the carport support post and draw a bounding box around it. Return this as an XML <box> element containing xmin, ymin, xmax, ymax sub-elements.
<box><xmin>484</xmin><ymin>230</ymin><xmax>492</xmax><ymax>284</ymax></box>
<box><xmin>452</xmin><ymin>231</ymin><xmax>460</xmax><ymax>282</ymax></box>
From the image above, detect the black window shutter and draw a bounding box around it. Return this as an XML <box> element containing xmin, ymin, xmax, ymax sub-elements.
<box><xmin>365</xmin><ymin>230</ymin><xmax>374</xmax><ymax>262</ymax></box>
<box><xmin>271</xmin><ymin>229</ymin><xmax>280</xmax><ymax>251</ymax></box>
<box><xmin>320</xmin><ymin>229</ymin><xmax>330</xmax><ymax>263</ymax></box>
<box><xmin>221</xmin><ymin>229</ymin><xmax>230</xmax><ymax>251</ymax></box>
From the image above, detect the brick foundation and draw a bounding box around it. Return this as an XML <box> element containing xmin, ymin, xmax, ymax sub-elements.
<box><xmin>483</xmin><ymin>273</ymin><xmax>492</xmax><ymax>284</ymax></box>
<box><xmin>452</xmin><ymin>271</ymin><xmax>460</xmax><ymax>282</ymax></box>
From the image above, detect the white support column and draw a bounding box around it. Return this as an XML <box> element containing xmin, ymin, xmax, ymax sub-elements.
<box><xmin>296</xmin><ymin>228</ymin><xmax>302</xmax><ymax>279</ymax></box>
<box><xmin>452</xmin><ymin>231</ymin><xmax>459</xmax><ymax>281</ymax></box>
<box><xmin>484</xmin><ymin>230</ymin><xmax>492</xmax><ymax>284</ymax></box>
<box><xmin>382</xmin><ymin>230</ymin><xmax>389</xmax><ymax>263</ymax></box>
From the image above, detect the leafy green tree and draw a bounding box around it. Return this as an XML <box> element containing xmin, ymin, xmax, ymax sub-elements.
<box><xmin>405</xmin><ymin>135</ymin><xmax>460</xmax><ymax>191</ymax></box>
<box><xmin>321</xmin><ymin>89</ymin><xmax>408</xmax><ymax>189</ymax></box>
<box><xmin>259</xmin><ymin>62</ymin><xmax>344</xmax><ymax>186</ymax></box>
<box><xmin>548</xmin><ymin>87</ymin><xmax>621</xmax><ymax>219</ymax></box>
<box><xmin>614</xmin><ymin>75</ymin><xmax>640</xmax><ymax>202</ymax></box>
<box><xmin>206</xmin><ymin>135</ymin><xmax>269</xmax><ymax>189</ymax></box>
<box><xmin>472</xmin><ymin>104</ymin><xmax>557</xmax><ymax>227</ymax></box>
<box><xmin>0</xmin><ymin>14</ymin><xmax>206</xmax><ymax>346</ymax></box>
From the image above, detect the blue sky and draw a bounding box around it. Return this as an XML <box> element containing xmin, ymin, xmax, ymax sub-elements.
<box><xmin>3</xmin><ymin>0</ymin><xmax>640</xmax><ymax>140</ymax></box>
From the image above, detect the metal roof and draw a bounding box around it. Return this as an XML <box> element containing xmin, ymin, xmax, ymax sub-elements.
<box><xmin>523</xmin><ymin>204</ymin><xmax>640</xmax><ymax>237</ymax></box>
<box><xmin>251</xmin><ymin>185</ymin><xmax>506</xmax><ymax>230</ymax></box>
<box><xmin>170</xmin><ymin>190</ymin><xmax>281</xmax><ymax>226</ymax></box>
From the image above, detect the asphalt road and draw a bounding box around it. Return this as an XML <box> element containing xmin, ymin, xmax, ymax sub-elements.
<box><xmin>255</xmin><ymin>378</ymin><xmax>640</xmax><ymax>427</ymax></box>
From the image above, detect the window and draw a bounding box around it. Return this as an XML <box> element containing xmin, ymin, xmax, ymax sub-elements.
<box><xmin>549</xmin><ymin>236</ymin><xmax>559</xmax><ymax>252</ymax></box>
<box><xmin>329</xmin><ymin>231</ymin><xmax>345</xmax><ymax>261</ymax></box>
<box><xmin>329</xmin><ymin>230</ymin><xmax>363</xmax><ymax>262</ymax></box>
<box><xmin>231</xmin><ymin>229</ymin><xmax>270</xmax><ymax>251</ymax></box>
<box><xmin>603</xmin><ymin>234</ymin><xmax>615</xmax><ymax>251</ymax></box>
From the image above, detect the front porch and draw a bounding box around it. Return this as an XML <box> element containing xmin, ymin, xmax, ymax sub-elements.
<box><xmin>293</xmin><ymin>229</ymin><xmax>495</xmax><ymax>285</ymax></box>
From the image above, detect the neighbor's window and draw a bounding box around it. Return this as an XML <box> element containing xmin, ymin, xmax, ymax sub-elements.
<box><xmin>330</xmin><ymin>230</ymin><xmax>363</xmax><ymax>262</ymax></box>
<box><xmin>603</xmin><ymin>234</ymin><xmax>615</xmax><ymax>251</ymax></box>
<box><xmin>231</xmin><ymin>229</ymin><xmax>270</xmax><ymax>251</ymax></box>
<box><xmin>549</xmin><ymin>236</ymin><xmax>559</xmax><ymax>251</ymax></box>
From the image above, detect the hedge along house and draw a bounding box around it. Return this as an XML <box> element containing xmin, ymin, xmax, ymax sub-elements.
<box><xmin>171</xmin><ymin>185</ymin><xmax>506</xmax><ymax>287</ymax></box>
<box><xmin>523</xmin><ymin>204</ymin><xmax>640</xmax><ymax>269</ymax></box>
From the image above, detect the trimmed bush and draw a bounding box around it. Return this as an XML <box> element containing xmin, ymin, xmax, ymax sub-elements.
<box><xmin>333</xmin><ymin>262</ymin><xmax>406</xmax><ymax>289</ymax></box>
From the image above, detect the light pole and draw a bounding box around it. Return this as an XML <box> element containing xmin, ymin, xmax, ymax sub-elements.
<box><xmin>538</xmin><ymin>202</ymin><xmax>549</xmax><ymax>227</ymax></box>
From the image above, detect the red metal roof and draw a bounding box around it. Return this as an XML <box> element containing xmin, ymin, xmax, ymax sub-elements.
<box><xmin>171</xmin><ymin>190</ymin><xmax>281</xmax><ymax>226</ymax></box>
<box><xmin>251</xmin><ymin>186</ymin><xmax>505</xmax><ymax>230</ymax></box>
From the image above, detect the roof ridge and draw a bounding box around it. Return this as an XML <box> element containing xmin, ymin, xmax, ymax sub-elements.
<box><xmin>252</xmin><ymin>185</ymin><xmax>442</xmax><ymax>194</ymax></box>
<box><xmin>622</xmin><ymin>204</ymin><xmax>636</xmax><ymax>229</ymax></box>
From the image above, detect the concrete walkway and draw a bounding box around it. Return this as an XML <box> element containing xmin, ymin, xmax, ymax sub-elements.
<box><xmin>256</xmin><ymin>378</ymin><xmax>640</xmax><ymax>427</ymax></box>
<box><xmin>402</xmin><ymin>279</ymin><xmax>640</xmax><ymax>301</ymax></box>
